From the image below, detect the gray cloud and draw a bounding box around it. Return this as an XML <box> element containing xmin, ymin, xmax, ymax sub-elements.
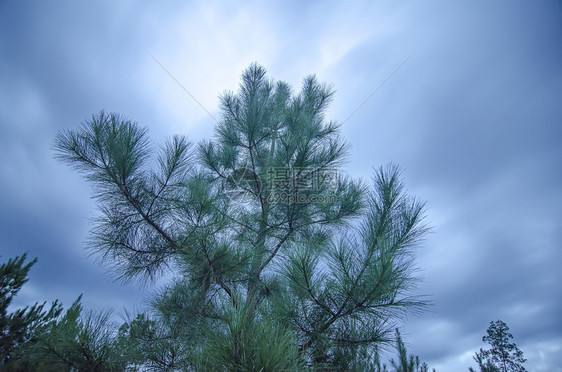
<box><xmin>1</xmin><ymin>1</ymin><xmax>560</xmax><ymax>370</ymax></box>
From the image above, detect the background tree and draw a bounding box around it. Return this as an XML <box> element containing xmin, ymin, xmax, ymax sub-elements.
<box><xmin>363</xmin><ymin>329</ymin><xmax>434</xmax><ymax>372</ymax></box>
<box><xmin>389</xmin><ymin>329</ymin><xmax>434</xmax><ymax>372</ymax></box>
<box><xmin>55</xmin><ymin>63</ymin><xmax>430</xmax><ymax>370</ymax></box>
<box><xmin>31</xmin><ymin>296</ymin><xmax>130</xmax><ymax>372</ymax></box>
<box><xmin>469</xmin><ymin>319</ymin><xmax>527</xmax><ymax>372</ymax></box>
<box><xmin>0</xmin><ymin>253</ymin><xmax>62</xmax><ymax>371</ymax></box>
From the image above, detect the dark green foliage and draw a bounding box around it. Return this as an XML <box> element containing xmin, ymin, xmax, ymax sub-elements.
<box><xmin>116</xmin><ymin>309</ymin><xmax>195</xmax><ymax>370</ymax></box>
<box><xmin>54</xmin><ymin>64</ymin><xmax>430</xmax><ymax>370</ymax></box>
<box><xmin>469</xmin><ymin>320</ymin><xmax>527</xmax><ymax>372</ymax></box>
<box><xmin>0</xmin><ymin>254</ymin><xmax>62</xmax><ymax>370</ymax></box>
<box><xmin>32</xmin><ymin>296</ymin><xmax>129</xmax><ymax>371</ymax></box>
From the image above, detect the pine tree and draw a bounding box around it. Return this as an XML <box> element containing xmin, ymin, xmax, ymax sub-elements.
<box><xmin>55</xmin><ymin>63</ymin><xmax>430</xmax><ymax>370</ymax></box>
<box><xmin>469</xmin><ymin>320</ymin><xmax>527</xmax><ymax>372</ymax></box>
<box><xmin>390</xmin><ymin>329</ymin><xmax>434</xmax><ymax>372</ymax></box>
<box><xmin>30</xmin><ymin>295</ymin><xmax>131</xmax><ymax>372</ymax></box>
<box><xmin>0</xmin><ymin>254</ymin><xmax>62</xmax><ymax>370</ymax></box>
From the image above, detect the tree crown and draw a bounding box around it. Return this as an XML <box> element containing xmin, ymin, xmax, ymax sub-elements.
<box><xmin>470</xmin><ymin>319</ymin><xmax>527</xmax><ymax>372</ymax></box>
<box><xmin>54</xmin><ymin>63</ymin><xmax>430</xmax><ymax>370</ymax></box>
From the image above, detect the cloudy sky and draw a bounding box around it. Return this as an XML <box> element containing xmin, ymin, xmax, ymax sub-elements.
<box><xmin>1</xmin><ymin>1</ymin><xmax>561</xmax><ymax>370</ymax></box>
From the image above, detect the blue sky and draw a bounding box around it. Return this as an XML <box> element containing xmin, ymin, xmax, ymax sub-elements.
<box><xmin>1</xmin><ymin>1</ymin><xmax>561</xmax><ymax>370</ymax></box>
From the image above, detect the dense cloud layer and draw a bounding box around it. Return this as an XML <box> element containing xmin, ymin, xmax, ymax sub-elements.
<box><xmin>1</xmin><ymin>1</ymin><xmax>560</xmax><ymax>370</ymax></box>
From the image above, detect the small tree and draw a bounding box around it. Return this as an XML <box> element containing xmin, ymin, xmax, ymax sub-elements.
<box><xmin>366</xmin><ymin>329</ymin><xmax>434</xmax><ymax>372</ymax></box>
<box><xmin>32</xmin><ymin>296</ymin><xmax>129</xmax><ymax>372</ymax></box>
<box><xmin>390</xmin><ymin>329</ymin><xmax>434</xmax><ymax>372</ymax></box>
<box><xmin>0</xmin><ymin>254</ymin><xmax>62</xmax><ymax>370</ymax></box>
<box><xmin>55</xmin><ymin>63</ymin><xmax>430</xmax><ymax>369</ymax></box>
<box><xmin>469</xmin><ymin>320</ymin><xmax>527</xmax><ymax>372</ymax></box>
